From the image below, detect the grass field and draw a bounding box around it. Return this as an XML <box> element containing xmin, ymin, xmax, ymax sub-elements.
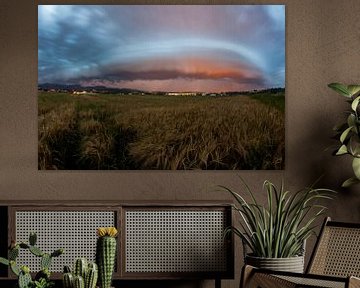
<box><xmin>38</xmin><ymin>91</ymin><xmax>285</xmax><ymax>170</ymax></box>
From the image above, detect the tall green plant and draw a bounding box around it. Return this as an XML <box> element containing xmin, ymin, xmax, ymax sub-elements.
<box><xmin>221</xmin><ymin>179</ymin><xmax>334</xmax><ymax>258</ymax></box>
<box><xmin>96</xmin><ymin>227</ymin><xmax>117</xmax><ymax>288</ymax></box>
<box><xmin>328</xmin><ymin>83</ymin><xmax>360</xmax><ymax>187</ymax></box>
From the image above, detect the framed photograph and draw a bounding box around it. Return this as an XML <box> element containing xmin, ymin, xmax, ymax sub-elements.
<box><xmin>38</xmin><ymin>5</ymin><xmax>285</xmax><ymax>170</ymax></box>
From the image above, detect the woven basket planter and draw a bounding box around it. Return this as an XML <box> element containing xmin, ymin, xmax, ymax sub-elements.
<box><xmin>245</xmin><ymin>254</ymin><xmax>305</xmax><ymax>273</ymax></box>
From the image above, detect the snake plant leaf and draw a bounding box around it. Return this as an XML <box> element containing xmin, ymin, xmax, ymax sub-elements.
<box><xmin>347</xmin><ymin>85</ymin><xmax>360</xmax><ymax>97</ymax></box>
<box><xmin>351</xmin><ymin>96</ymin><xmax>360</xmax><ymax>111</ymax></box>
<box><xmin>336</xmin><ymin>144</ymin><xmax>348</xmax><ymax>155</ymax></box>
<box><xmin>342</xmin><ymin>177</ymin><xmax>360</xmax><ymax>188</ymax></box>
<box><xmin>340</xmin><ymin>126</ymin><xmax>353</xmax><ymax>143</ymax></box>
<box><xmin>352</xmin><ymin>157</ymin><xmax>360</xmax><ymax>179</ymax></box>
<box><xmin>328</xmin><ymin>83</ymin><xmax>351</xmax><ymax>97</ymax></box>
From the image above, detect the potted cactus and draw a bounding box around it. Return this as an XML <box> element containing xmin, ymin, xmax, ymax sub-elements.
<box><xmin>0</xmin><ymin>232</ymin><xmax>63</xmax><ymax>288</ymax></box>
<box><xmin>96</xmin><ymin>227</ymin><xmax>118</xmax><ymax>288</ymax></box>
<box><xmin>62</xmin><ymin>258</ymin><xmax>98</xmax><ymax>288</ymax></box>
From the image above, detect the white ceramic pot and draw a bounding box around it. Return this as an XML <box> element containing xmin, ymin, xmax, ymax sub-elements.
<box><xmin>245</xmin><ymin>254</ymin><xmax>305</xmax><ymax>273</ymax></box>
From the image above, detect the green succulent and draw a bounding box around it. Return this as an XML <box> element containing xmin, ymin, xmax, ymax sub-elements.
<box><xmin>32</xmin><ymin>277</ymin><xmax>54</xmax><ymax>288</ymax></box>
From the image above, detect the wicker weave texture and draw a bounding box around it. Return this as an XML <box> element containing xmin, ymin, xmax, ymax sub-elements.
<box><xmin>309</xmin><ymin>226</ymin><xmax>360</xmax><ymax>277</ymax></box>
<box><xmin>248</xmin><ymin>273</ymin><xmax>296</xmax><ymax>288</ymax></box>
<box><xmin>15</xmin><ymin>211</ymin><xmax>115</xmax><ymax>272</ymax></box>
<box><xmin>277</xmin><ymin>275</ymin><xmax>345</xmax><ymax>288</ymax></box>
<box><xmin>125</xmin><ymin>210</ymin><xmax>227</xmax><ymax>272</ymax></box>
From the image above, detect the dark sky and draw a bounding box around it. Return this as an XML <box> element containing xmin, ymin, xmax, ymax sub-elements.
<box><xmin>38</xmin><ymin>5</ymin><xmax>285</xmax><ymax>92</ymax></box>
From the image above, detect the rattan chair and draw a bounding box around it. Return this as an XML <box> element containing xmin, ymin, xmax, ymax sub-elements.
<box><xmin>241</xmin><ymin>217</ymin><xmax>360</xmax><ymax>288</ymax></box>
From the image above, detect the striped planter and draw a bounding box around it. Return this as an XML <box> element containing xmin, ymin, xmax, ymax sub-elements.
<box><xmin>245</xmin><ymin>254</ymin><xmax>305</xmax><ymax>273</ymax></box>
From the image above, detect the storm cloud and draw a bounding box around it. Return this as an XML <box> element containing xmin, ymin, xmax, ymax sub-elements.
<box><xmin>38</xmin><ymin>5</ymin><xmax>285</xmax><ymax>92</ymax></box>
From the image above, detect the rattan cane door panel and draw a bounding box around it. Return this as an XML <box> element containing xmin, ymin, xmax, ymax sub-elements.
<box><xmin>123</xmin><ymin>207</ymin><xmax>232</xmax><ymax>278</ymax></box>
<box><xmin>14</xmin><ymin>209</ymin><xmax>116</xmax><ymax>273</ymax></box>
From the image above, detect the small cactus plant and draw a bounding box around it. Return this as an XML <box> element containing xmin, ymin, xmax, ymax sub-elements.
<box><xmin>62</xmin><ymin>259</ymin><xmax>98</xmax><ymax>288</ymax></box>
<box><xmin>0</xmin><ymin>232</ymin><xmax>63</xmax><ymax>288</ymax></box>
<box><xmin>96</xmin><ymin>227</ymin><xmax>118</xmax><ymax>288</ymax></box>
<box><xmin>19</xmin><ymin>266</ymin><xmax>32</xmax><ymax>288</ymax></box>
<box><xmin>74</xmin><ymin>258</ymin><xmax>88</xmax><ymax>280</ymax></box>
<box><xmin>73</xmin><ymin>275</ymin><xmax>85</xmax><ymax>288</ymax></box>
<box><xmin>85</xmin><ymin>262</ymin><xmax>98</xmax><ymax>288</ymax></box>
<box><xmin>62</xmin><ymin>266</ymin><xmax>74</xmax><ymax>288</ymax></box>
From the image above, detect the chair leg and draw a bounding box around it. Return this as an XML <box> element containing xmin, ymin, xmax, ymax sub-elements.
<box><xmin>240</xmin><ymin>265</ymin><xmax>255</xmax><ymax>288</ymax></box>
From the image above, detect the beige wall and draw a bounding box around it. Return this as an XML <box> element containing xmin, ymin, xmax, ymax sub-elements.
<box><xmin>1</xmin><ymin>0</ymin><xmax>360</xmax><ymax>287</ymax></box>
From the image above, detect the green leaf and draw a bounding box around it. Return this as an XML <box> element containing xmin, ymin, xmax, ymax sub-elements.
<box><xmin>10</xmin><ymin>261</ymin><xmax>20</xmax><ymax>276</ymax></box>
<box><xmin>352</xmin><ymin>157</ymin><xmax>360</xmax><ymax>179</ymax></box>
<box><xmin>340</xmin><ymin>126</ymin><xmax>353</xmax><ymax>143</ymax></box>
<box><xmin>351</xmin><ymin>96</ymin><xmax>360</xmax><ymax>111</ymax></box>
<box><xmin>349</xmin><ymin>135</ymin><xmax>360</xmax><ymax>156</ymax></box>
<box><xmin>50</xmin><ymin>248</ymin><xmax>63</xmax><ymax>257</ymax></box>
<box><xmin>336</xmin><ymin>144</ymin><xmax>348</xmax><ymax>155</ymax></box>
<box><xmin>347</xmin><ymin>114</ymin><xmax>356</xmax><ymax>129</ymax></box>
<box><xmin>29</xmin><ymin>246</ymin><xmax>44</xmax><ymax>257</ymax></box>
<box><xmin>328</xmin><ymin>83</ymin><xmax>351</xmax><ymax>97</ymax></box>
<box><xmin>342</xmin><ymin>177</ymin><xmax>360</xmax><ymax>188</ymax></box>
<box><xmin>8</xmin><ymin>247</ymin><xmax>19</xmax><ymax>261</ymax></box>
<box><xmin>347</xmin><ymin>85</ymin><xmax>360</xmax><ymax>97</ymax></box>
<box><xmin>19</xmin><ymin>243</ymin><xmax>29</xmax><ymax>249</ymax></box>
<box><xmin>40</xmin><ymin>254</ymin><xmax>51</xmax><ymax>270</ymax></box>
<box><xmin>0</xmin><ymin>257</ymin><xmax>9</xmax><ymax>266</ymax></box>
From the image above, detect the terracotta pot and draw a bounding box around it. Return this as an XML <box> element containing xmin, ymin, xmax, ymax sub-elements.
<box><xmin>245</xmin><ymin>254</ymin><xmax>305</xmax><ymax>273</ymax></box>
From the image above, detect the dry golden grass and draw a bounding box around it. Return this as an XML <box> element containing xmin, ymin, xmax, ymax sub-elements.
<box><xmin>38</xmin><ymin>103</ymin><xmax>78</xmax><ymax>169</ymax></box>
<box><xmin>38</xmin><ymin>92</ymin><xmax>284</xmax><ymax>170</ymax></box>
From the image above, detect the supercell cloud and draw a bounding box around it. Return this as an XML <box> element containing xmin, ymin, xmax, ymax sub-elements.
<box><xmin>38</xmin><ymin>5</ymin><xmax>285</xmax><ymax>92</ymax></box>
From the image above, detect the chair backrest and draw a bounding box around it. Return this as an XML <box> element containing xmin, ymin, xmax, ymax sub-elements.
<box><xmin>307</xmin><ymin>217</ymin><xmax>360</xmax><ymax>277</ymax></box>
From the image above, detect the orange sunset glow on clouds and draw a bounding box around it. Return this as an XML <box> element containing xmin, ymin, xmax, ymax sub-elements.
<box><xmin>38</xmin><ymin>5</ymin><xmax>285</xmax><ymax>92</ymax></box>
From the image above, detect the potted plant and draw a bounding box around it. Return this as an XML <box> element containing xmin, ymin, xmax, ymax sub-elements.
<box><xmin>328</xmin><ymin>83</ymin><xmax>360</xmax><ymax>187</ymax></box>
<box><xmin>0</xmin><ymin>232</ymin><xmax>63</xmax><ymax>288</ymax></box>
<box><xmin>61</xmin><ymin>227</ymin><xmax>118</xmax><ymax>288</ymax></box>
<box><xmin>62</xmin><ymin>258</ymin><xmax>98</xmax><ymax>288</ymax></box>
<box><xmin>220</xmin><ymin>179</ymin><xmax>334</xmax><ymax>273</ymax></box>
<box><xmin>96</xmin><ymin>227</ymin><xmax>118</xmax><ymax>288</ymax></box>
